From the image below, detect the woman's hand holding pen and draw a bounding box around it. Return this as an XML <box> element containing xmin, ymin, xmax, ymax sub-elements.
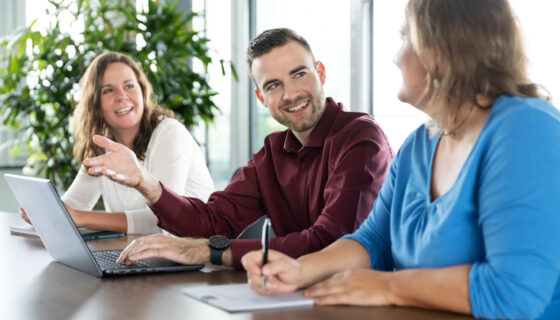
<box><xmin>243</xmin><ymin>249</ymin><xmax>393</xmax><ymax>306</ymax></box>
<box><xmin>242</xmin><ymin>249</ymin><xmax>306</xmax><ymax>295</ymax></box>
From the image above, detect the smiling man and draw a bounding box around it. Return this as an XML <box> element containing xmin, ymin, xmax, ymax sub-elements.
<box><xmin>84</xmin><ymin>28</ymin><xmax>394</xmax><ymax>269</ymax></box>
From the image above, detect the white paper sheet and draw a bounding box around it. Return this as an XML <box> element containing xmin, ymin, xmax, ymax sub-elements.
<box><xmin>182</xmin><ymin>283</ymin><xmax>314</xmax><ymax>312</ymax></box>
<box><xmin>9</xmin><ymin>222</ymin><xmax>39</xmax><ymax>237</ymax></box>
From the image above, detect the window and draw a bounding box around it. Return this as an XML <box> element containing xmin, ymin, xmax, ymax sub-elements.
<box><xmin>510</xmin><ymin>0</ymin><xmax>560</xmax><ymax>105</ymax></box>
<box><xmin>372</xmin><ymin>0</ymin><xmax>426</xmax><ymax>150</ymax></box>
<box><xmin>0</xmin><ymin>0</ymin><xmax>27</xmax><ymax>167</ymax></box>
<box><xmin>15</xmin><ymin>0</ymin><xmax>560</xmax><ymax>187</ymax></box>
<box><xmin>372</xmin><ymin>0</ymin><xmax>560</xmax><ymax>151</ymax></box>
<box><xmin>201</xmin><ymin>0</ymin><xmax>560</xmax><ymax>188</ymax></box>
<box><xmin>192</xmin><ymin>0</ymin><xmax>233</xmax><ymax>189</ymax></box>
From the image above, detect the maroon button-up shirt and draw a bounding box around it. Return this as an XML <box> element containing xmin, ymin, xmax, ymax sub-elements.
<box><xmin>150</xmin><ymin>98</ymin><xmax>394</xmax><ymax>268</ymax></box>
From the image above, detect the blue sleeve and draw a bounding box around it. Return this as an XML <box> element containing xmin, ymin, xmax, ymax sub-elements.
<box><xmin>469</xmin><ymin>107</ymin><xmax>560</xmax><ymax>319</ymax></box>
<box><xmin>343</xmin><ymin>149</ymin><xmax>398</xmax><ymax>271</ymax></box>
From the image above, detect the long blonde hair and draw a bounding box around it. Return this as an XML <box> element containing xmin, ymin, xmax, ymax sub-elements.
<box><xmin>406</xmin><ymin>0</ymin><xmax>542</xmax><ymax>132</ymax></box>
<box><xmin>73</xmin><ymin>52</ymin><xmax>174</xmax><ymax>164</ymax></box>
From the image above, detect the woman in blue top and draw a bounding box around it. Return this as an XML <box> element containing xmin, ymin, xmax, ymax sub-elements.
<box><xmin>242</xmin><ymin>0</ymin><xmax>560</xmax><ymax>319</ymax></box>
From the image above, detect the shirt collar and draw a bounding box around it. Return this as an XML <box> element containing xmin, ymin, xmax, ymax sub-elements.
<box><xmin>283</xmin><ymin>97</ymin><xmax>341</xmax><ymax>152</ymax></box>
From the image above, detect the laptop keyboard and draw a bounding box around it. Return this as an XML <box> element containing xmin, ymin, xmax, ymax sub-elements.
<box><xmin>93</xmin><ymin>250</ymin><xmax>152</xmax><ymax>270</ymax></box>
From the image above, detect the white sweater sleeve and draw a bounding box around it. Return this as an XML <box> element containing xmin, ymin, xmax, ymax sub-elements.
<box><xmin>61</xmin><ymin>165</ymin><xmax>102</xmax><ymax>211</ymax></box>
<box><xmin>124</xmin><ymin>118</ymin><xmax>214</xmax><ymax>234</ymax></box>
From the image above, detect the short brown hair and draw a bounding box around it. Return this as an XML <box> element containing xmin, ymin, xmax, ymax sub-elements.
<box><xmin>247</xmin><ymin>28</ymin><xmax>315</xmax><ymax>70</ymax></box>
<box><xmin>406</xmin><ymin>0</ymin><xmax>542</xmax><ymax>131</ymax></box>
<box><xmin>73</xmin><ymin>51</ymin><xmax>174</xmax><ymax>164</ymax></box>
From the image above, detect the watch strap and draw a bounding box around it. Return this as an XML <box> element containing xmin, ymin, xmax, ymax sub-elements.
<box><xmin>210</xmin><ymin>246</ymin><xmax>223</xmax><ymax>265</ymax></box>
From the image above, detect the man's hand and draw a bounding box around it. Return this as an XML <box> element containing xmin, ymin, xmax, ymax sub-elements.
<box><xmin>116</xmin><ymin>234</ymin><xmax>215</xmax><ymax>265</ymax></box>
<box><xmin>83</xmin><ymin>135</ymin><xmax>162</xmax><ymax>203</ymax></box>
<box><xmin>83</xmin><ymin>135</ymin><xmax>143</xmax><ymax>186</ymax></box>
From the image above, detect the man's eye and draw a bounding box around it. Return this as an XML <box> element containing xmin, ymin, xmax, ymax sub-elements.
<box><xmin>295</xmin><ymin>71</ymin><xmax>306</xmax><ymax>78</ymax></box>
<box><xmin>267</xmin><ymin>83</ymin><xmax>280</xmax><ymax>90</ymax></box>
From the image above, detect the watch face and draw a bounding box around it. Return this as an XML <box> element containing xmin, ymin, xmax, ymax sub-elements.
<box><xmin>209</xmin><ymin>235</ymin><xmax>230</xmax><ymax>250</ymax></box>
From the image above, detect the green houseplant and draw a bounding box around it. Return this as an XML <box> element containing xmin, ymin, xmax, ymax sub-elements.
<box><xmin>0</xmin><ymin>0</ymin><xmax>235</xmax><ymax>189</ymax></box>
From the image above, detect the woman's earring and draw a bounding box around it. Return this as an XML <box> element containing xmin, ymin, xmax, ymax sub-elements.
<box><xmin>433</xmin><ymin>78</ymin><xmax>440</xmax><ymax>88</ymax></box>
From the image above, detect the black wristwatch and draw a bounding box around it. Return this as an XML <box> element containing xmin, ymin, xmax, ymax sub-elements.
<box><xmin>208</xmin><ymin>235</ymin><xmax>230</xmax><ymax>265</ymax></box>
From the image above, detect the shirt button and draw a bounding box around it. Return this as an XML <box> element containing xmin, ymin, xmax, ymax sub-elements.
<box><xmin>299</xmin><ymin>202</ymin><xmax>304</xmax><ymax>207</ymax></box>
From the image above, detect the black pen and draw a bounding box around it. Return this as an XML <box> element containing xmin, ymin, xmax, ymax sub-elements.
<box><xmin>261</xmin><ymin>217</ymin><xmax>271</xmax><ymax>290</ymax></box>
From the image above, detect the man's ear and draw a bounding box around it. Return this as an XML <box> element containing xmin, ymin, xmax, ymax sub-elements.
<box><xmin>316</xmin><ymin>61</ymin><xmax>326</xmax><ymax>85</ymax></box>
<box><xmin>255</xmin><ymin>88</ymin><xmax>265</xmax><ymax>105</ymax></box>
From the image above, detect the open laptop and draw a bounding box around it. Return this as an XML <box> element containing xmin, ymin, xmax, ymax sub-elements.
<box><xmin>5</xmin><ymin>174</ymin><xmax>204</xmax><ymax>277</ymax></box>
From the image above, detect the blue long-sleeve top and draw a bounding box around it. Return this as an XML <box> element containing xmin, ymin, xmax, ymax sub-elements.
<box><xmin>345</xmin><ymin>95</ymin><xmax>560</xmax><ymax>319</ymax></box>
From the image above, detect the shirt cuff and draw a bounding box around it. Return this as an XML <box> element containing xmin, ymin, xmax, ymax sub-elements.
<box><xmin>148</xmin><ymin>182</ymin><xmax>170</xmax><ymax>212</ymax></box>
<box><xmin>147</xmin><ymin>182</ymin><xmax>178</xmax><ymax>231</ymax></box>
<box><xmin>230</xmin><ymin>239</ymin><xmax>261</xmax><ymax>269</ymax></box>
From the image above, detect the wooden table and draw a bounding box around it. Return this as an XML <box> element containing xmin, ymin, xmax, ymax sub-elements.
<box><xmin>0</xmin><ymin>212</ymin><xmax>473</xmax><ymax>320</ymax></box>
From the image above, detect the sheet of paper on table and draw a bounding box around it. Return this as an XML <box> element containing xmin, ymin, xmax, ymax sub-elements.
<box><xmin>182</xmin><ymin>283</ymin><xmax>314</xmax><ymax>312</ymax></box>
